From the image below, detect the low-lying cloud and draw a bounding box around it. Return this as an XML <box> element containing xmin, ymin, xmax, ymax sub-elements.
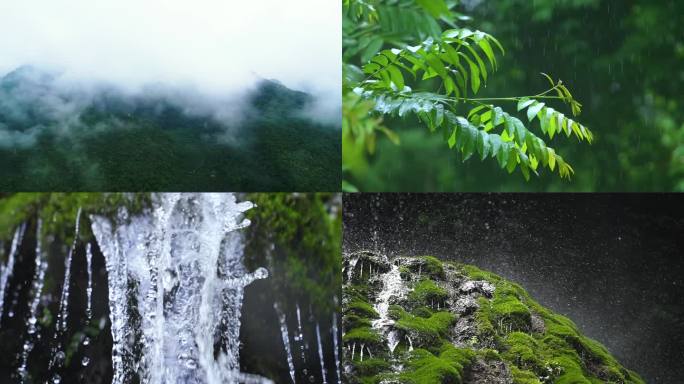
<box><xmin>0</xmin><ymin>0</ymin><xmax>340</xmax><ymax>102</ymax></box>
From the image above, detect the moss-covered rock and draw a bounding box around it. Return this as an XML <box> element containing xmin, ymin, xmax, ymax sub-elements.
<box><xmin>342</xmin><ymin>252</ymin><xmax>644</xmax><ymax>384</ymax></box>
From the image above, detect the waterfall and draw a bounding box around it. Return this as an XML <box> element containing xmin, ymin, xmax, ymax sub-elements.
<box><xmin>17</xmin><ymin>220</ymin><xmax>46</xmax><ymax>379</ymax></box>
<box><xmin>91</xmin><ymin>193</ymin><xmax>271</xmax><ymax>384</ymax></box>
<box><xmin>274</xmin><ymin>302</ymin><xmax>296</xmax><ymax>384</ymax></box>
<box><xmin>371</xmin><ymin>264</ymin><xmax>407</xmax><ymax>355</ymax></box>
<box><xmin>315</xmin><ymin>322</ymin><xmax>328</xmax><ymax>384</ymax></box>
<box><xmin>331</xmin><ymin>313</ymin><xmax>342</xmax><ymax>384</ymax></box>
<box><xmin>0</xmin><ymin>222</ymin><xmax>27</xmax><ymax>326</ymax></box>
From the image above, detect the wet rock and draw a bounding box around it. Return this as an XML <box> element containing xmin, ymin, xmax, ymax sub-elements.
<box><xmin>465</xmin><ymin>358</ymin><xmax>513</xmax><ymax>384</ymax></box>
<box><xmin>459</xmin><ymin>280</ymin><xmax>495</xmax><ymax>298</ymax></box>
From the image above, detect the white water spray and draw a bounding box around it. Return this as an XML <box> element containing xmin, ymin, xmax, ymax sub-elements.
<box><xmin>371</xmin><ymin>264</ymin><xmax>407</xmax><ymax>355</ymax></box>
<box><xmin>91</xmin><ymin>193</ymin><xmax>271</xmax><ymax>384</ymax></box>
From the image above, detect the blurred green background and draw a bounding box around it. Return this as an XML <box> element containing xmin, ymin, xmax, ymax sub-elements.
<box><xmin>344</xmin><ymin>0</ymin><xmax>684</xmax><ymax>191</ymax></box>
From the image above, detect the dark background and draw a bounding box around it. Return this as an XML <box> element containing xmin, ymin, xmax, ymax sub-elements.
<box><xmin>343</xmin><ymin>193</ymin><xmax>684</xmax><ymax>383</ymax></box>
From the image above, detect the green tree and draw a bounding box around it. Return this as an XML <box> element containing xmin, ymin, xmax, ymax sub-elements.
<box><xmin>342</xmin><ymin>0</ymin><xmax>593</xmax><ymax>191</ymax></box>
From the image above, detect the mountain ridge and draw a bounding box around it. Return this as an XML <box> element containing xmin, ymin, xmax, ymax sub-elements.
<box><xmin>0</xmin><ymin>66</ymin><xmax>340</xmax><ymax>191</ymax></box>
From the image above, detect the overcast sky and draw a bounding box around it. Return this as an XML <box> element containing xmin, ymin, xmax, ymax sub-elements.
<box><xmin>0</xmin><ymin>0</ymin><xmax>340</xmax><ymax>96</ymax></box>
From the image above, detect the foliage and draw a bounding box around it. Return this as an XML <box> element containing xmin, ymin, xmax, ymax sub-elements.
<box><xmin>343</xmin><ymin>0</ymin><xmax>592</xmax><ymax>190</ymax></box>
<box><xmin>354</xmin><ymin>0</ymin><xmax>684</xmax><ymax>191</ymax></box>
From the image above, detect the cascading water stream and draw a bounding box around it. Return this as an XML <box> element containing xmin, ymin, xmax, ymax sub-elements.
<box><xmin>315</xmin><ymin>322</ymin><xmax>328</xmax><ymax>384</ymax></box>
<box><xmin>85</xmin><ymin>243</ymin><xmax>93</xmax><ymax>324</ymax></box>
<box><xmin>91</xmin><ymin>193</ymin><xmax>271</xmax><ymax>384</ymax></box>
<box><xmin>274</xmin><ymin>302</ymin><xmax>296</xmax><ymax>384</ymax></box>
<box><xmin>49</xmin><ymin>207</ymin><xmax>82</xmax><ymax>382</ymax></box>
<box><xmin>371</xmin><ymin>263</ymin><xmax>407</xmax><ymax>355</ymax></box>
<box><xmin>331</xmin><ymin>311</ymin><xmax>342</xmax><ymax>384</ymax></box>
<box><xmin>18</xmin><ymin>220</ymin><xmax>46</xmax><ymax>379</ymax></box>
<box><xmin>295</xmin><ymin>303</ymin><xmax>306</xmax><ymax>365</ymax></box>
<box><xmin>0</xmin><ymin>222</ymin><xmax>27</xmax><ymax>326</ymax></box>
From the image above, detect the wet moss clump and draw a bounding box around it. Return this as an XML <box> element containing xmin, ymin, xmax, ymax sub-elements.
<box><xmin>390</xmin><ymin>306</ymin><xmax>455</xmax><ymax>346</ymax></box>
<box><xmin>399</xmin><ymin>344</ymin><xmax>475</xmax><ymax>384</ymax></box>
<box><xmin>244</xmin><ymin>193</ymin><xmax>341</xmax><ymax>315</ymax></box>
<box><xmin>343</xmin><ymin>253</ymin><xmax>645</xmax><ymax>384</ymax></box>
<box><xmin>0</xmin><ymin>193</ymin><xmax>152</xmax><ymax>247</ymax></box>
<box><xmin>408</xmin><ymin>279</ymin><xmax>448</xmax><ymax>308</ymax></box>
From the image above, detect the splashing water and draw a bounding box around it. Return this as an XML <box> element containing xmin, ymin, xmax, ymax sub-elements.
<box><xmin>0</xmin><ymin>222</ymin><xmax>27</xmax><ymax>326</ymax></box>
<box><xmin>371</xmin><ymin>263</ymin><xmax>407</xmax><ymax>355</ymax></box>
<box><xmin>91</xmin><ymin>193</ymin><xmax>271</xmax><ymax>384</ymax></box>
<box><xmin>274</xmin><ymin>302</ymin><xmax>296</xmax><ymax>384</ymax></box>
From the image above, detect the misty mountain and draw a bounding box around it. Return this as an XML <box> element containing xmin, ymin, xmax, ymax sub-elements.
<box><xmin>0</xmin><ymin>66</ymin><xmax>340</xmax><ymax>191</ymax></box>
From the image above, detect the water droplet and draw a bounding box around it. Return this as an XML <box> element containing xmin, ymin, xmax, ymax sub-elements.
<box><xmin>54</xmin><ymin>351</ymin><xmax>65</xmax><ymax>365</ymax></box>
<box><xmin>51</xmin><ymin>373</ymin><xmax>61</xmax><ymax>384</ymax></box>
<box><xmin>82</xmin><ymin>357</ymin><xmax>90</xmax><ymax>366</ymax></box>
<box><xmin>83</xmin><ymin>337</ymin><xmax>90</xmax><ymax>346</ymax></box>
<box><xmin>185</xmin><ymin>359</ymin><xmax>197</xmax><ymax>369</ymax></box>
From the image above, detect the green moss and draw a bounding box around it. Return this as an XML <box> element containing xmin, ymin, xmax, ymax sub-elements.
<box><xmin>502</xmin><ymin>332</ymin><xmax>543</xmax><ymax>372</ymax></box>
<box><xmin>344</xmin><ymin>314</ymin><xmax>373</xmax><ymax>330</ymax></box>
<box><xmin>0</xmin><ymin>193</ymin><xmax>152</xmax><ymax>246</ymax></box>
<box><xmin>352</xmin><ymin>358</ymin><xmax>392</xmax><ymax>377</ymax></box>
<box><xmin>346</xmin><ymin>258</ymin><xmax>645</xmax><ymax>384</ymax></box>
<box><xmin>416</xmin><ymin>256</ymin><xmax>445</xmax><ymax>279</ymax></box>
<box><xmin>244</xmin><ymin>193</ymin><xmax>341</xmax><ymax>315</ymax></box>
<box><xmin>392</xmin><ymin>306</ymin><xmax>455</xmax><ymax>345</ymax></box>
<box><xmin>510</xmin><ymin>366</ymin><xmax>542</xmax><ymax>384</ymax></box>
<box><xmin>346</xmin><ymin>299</ymin><xmax>379</xmax><ymax>319</ymax></box>
<box><xmin>408</xmin><ymin>279</ymin><xmax>448</xmax><ymax>307</ymax></box>
<box><xmin>399</xmin><ymin>344</ymin><xmax>475</xmax><ymax>384</ymax></box>
<box><xmin>491</xmin><ymin>295</ymin><xmax>531</xmax><ymax>331</ymax></box>
<box><xmin>343</xmin><ymin>326</ymin><xmax>381</xmax><ymax>344</ymax></box>
<box><xmin>459</xmin><ymin>262</ymin><xmax>644</xmax><ymax>384</ymax></box>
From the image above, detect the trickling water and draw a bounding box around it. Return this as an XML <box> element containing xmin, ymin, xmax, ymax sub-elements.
<box><xmin>295</xmin><ymin>303</ymin><xmax>306</xmax><ymax>364</ymax></box>
<box><xmin>331</xmin><ymin>313</ymin><xmax>342</xmax><ymax>384</ymax></box>
<box><xmin>371</xmin><ymin>264</ymin><xmax>407</xmax><ymax>355</ymax></box>
<box><xmin>316</xmin><ymin>322</ymin><xmax>328</xmax><ymax>384</ymax></box>
<box><xmin>49</xmin><ymin>208</ymin><xmax>82</xmax><ymax>378</ymax></box>
<box><xmin>91</xmin><ymin>193</ymin><xmax>271</xmax><ymax>384</ymax></box>
<box><xmin>0</xmin><ymin>223</ymin><xmax>27</xmax><ymax>326</ymax></box>
<box><xmin>274</xmin><ymin>302</ymin><xmax>296</xmax><ymax>384</ymax></box>
<box><xmin>18</xmin><ymin>220</ymin><xmax>46</xmax><ymax>379</ymax></box>
<box><xmin>85</xmin><ymin>243</ymin><xmax>93</xmax><ymax>323</ymax></box>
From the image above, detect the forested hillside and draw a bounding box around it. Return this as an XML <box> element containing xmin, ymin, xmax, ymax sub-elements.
<box><xmin>0</xmin><ymin>67</ymin><xmax>340</xmax><ymax>191</ymax></box>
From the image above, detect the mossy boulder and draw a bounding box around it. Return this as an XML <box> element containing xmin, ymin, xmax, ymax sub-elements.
<box><xmin>342</xmin><ymin>252</ymin><xmax>644</xmax><ymax>384</ymax></box>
